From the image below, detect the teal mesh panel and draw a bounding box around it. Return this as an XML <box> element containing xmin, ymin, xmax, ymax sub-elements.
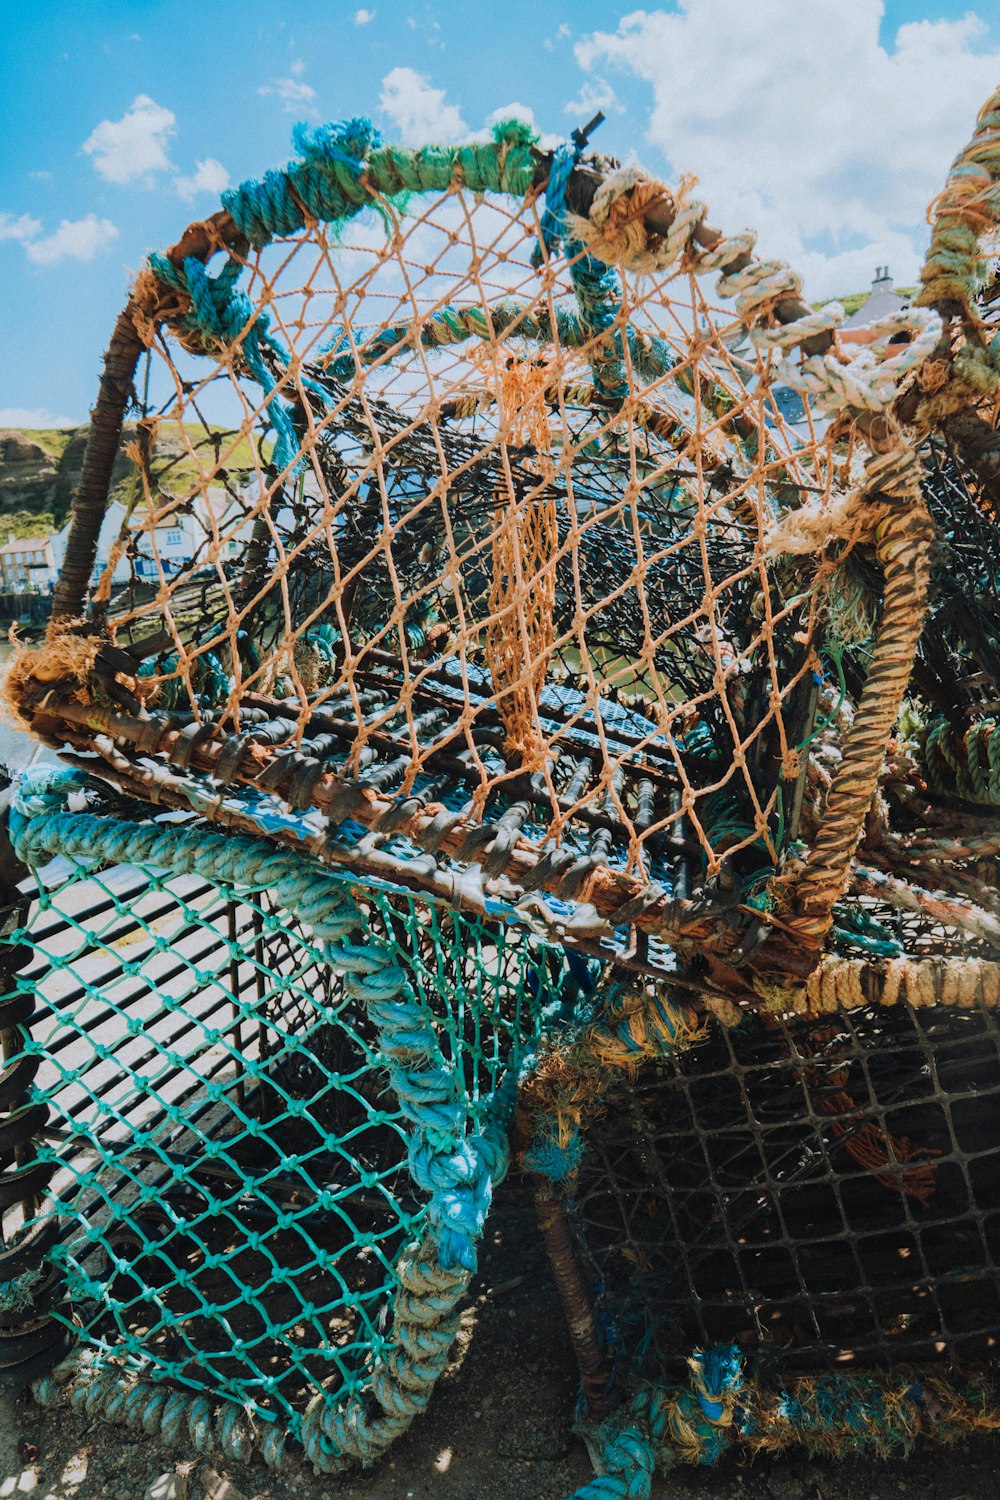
<box><xmin>5</xmin><ymin>829</ymin><xmax>563</xmax><ymax>1465</ymax></box>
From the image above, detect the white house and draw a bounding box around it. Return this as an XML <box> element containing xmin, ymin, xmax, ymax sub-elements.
<box><xmin>842</xmin><ymin>267</ymin><xmax>909</xmax><ymax>332</ymax></box>
<box><xmin>50</xmin><ymin>501</ymin><xmax>131</xmax><ymax>590</ymax></box>
<box><xmin>130</xmin><ymin>485</ymin><xmax>255</xmax><ymax>581</ymax></box>
<box><xmin>0</xmin><ymin>536</ymin><xmax>59</xmax><ymax>591</ymax></box>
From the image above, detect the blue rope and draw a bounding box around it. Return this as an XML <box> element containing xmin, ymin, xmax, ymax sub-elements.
<box><xmin>522</xmin><ymin>1117</ymin><xmax>584</xmax><ymax>1182</ymax></box>
<box><xmin>567</xmin><ymin>1424</ymin><xmax>656</xmax><ymax>1499</ymax></box>
<box><xmin>223</xmin><ymin>117</ymin><xmax>384</xmax><ymax>248</ymax></box>
<box><xmin>534</xmin><ymin>142</ymin><xmax>578</xmax><ymax>263</ymax></box>
<box><xmin>532</xmin><ymin>141</ymin><xmax>628</xmax><ymax>404</ymax></box>
<box><xmin>149</xmin><ymin>253</ymin><xmax>302</xmax><ymax>477</ymax></box>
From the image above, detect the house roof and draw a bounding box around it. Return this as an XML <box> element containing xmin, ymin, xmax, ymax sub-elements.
<box><xmin>842</xmin><ymin>268</ymin><xmax>909</xmax><ymax>329</ymax></box>
<box><xmin>1</xmin><ymin>537</ymin><xmax>52</xmax><ymax>556</ymax></box>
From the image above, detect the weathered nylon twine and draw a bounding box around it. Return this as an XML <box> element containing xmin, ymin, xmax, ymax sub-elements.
<box><xmin>485</xmin><ymin>359</ymin><xmax>559</xmax><ymax>766</ymax></box>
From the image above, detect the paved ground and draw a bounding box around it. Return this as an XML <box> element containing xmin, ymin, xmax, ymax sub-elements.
<box><xmin>2</xmin><ymin>1181</ymin><xmax>999</xmax><ymax>1500</ymax></box>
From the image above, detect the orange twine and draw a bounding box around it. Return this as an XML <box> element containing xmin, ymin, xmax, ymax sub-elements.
<box><xmin>485</xmin><ymin>359</ymin><xmax>559</xmax><ymax>765</ymax></box>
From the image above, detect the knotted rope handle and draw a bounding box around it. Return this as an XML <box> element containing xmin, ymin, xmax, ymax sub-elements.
<box><xmin>917</xmin><ymin>85</ymin><xmax>1000</xmax><ymax>321</ymax></box>
<box><xmin>769</xmin><ymin>92</ymin><xmax>1000</xmax><ymax>967</ymax></box>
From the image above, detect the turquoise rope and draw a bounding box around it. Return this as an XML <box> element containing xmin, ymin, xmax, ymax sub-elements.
<box><xmin>222</xmin><ymin>116</ymin><xmax>539</xmax><ymax>250</ymax></box>
<box><xmin>137</xmin><ymin>649</ymin><xmax>230</xmax><ymax>708</ymax></box>
<box><xmin>565</xmin><ymin>1347</ymin><xmax>741</xmax><ymax>1499</ymax></box>
<box><xmin>831</xmin><ymin>903</ymin><xmax>902</xmax><ymax>958</ymax></box>
<box><xmin>567</xmin><ymin>1427</ymin><xmax>656</xmax><ymax>1499</ymax></box>
<box><xmin>523</xmin><ymin>1116</ymin><xmax>585</xmax><ymax>1182</ymax></box>
<box><xmin>319</xmin><ymin>297</ymin><xmax>676</xmax><ymax>390</ymax></box>
<box><xmin>535</xmin><ymin>141</ymin><xmax>628</xmax><ymax>404</ymax></box>
<box><xmin>148</xmin><ymin>253</ymin><xmax>302</xmax><ymax>475</ymax></box>
<box><xmin>565</xmin><ymin>1345</ymin><xmax>997</xmax><ymax>1495</ymax></box>
<box><xmin>224</xmin><ymin>118</ymin><xmax>385</xmax><ymax>246</ymax></box>
<box><xmin>565</xmin><ymin>250</ymin><xmax>628</xmax><ymax>404</ymax></box>
<box><xmin>147</xmin><ymin>117</ymin><xmax>542</xmax><ymax>474</ymax></box>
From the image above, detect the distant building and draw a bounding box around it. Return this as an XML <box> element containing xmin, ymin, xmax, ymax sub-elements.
<box><xmin>50</xmin><ymin>501</ymin><xmax>131</xmax><ymax>590</ymax></box>
<box><xmin>130</xmin><ymin>485</ymin><xmax>255</xmax><ymax>581</ymax></box>
<box><xmin>0</xmin><ymin>485</ymin><xmax>257</xmax><ymax>599</ymax></box>
<box><xmin>841</xmin><ymin>267</ymin><xmax>909</xmax><ymax>331</ymax></box>
<box><xmin>0</xmin><ymin>535</ymin><xmax>58</xmax><ymax>591</ymax></box>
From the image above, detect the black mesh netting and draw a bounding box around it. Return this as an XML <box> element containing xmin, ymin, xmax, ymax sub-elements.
<box><xmin>570</xmin><ymin>1000</ymin><xmax>1000</xmax><ymax>1383</ymax></box>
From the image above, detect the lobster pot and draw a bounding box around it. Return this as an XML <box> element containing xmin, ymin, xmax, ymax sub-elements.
<box><xmin>2</xmin><ymin>828</ymin><xmax>562</xmax><ymax>1469</ymax></box>
<box><xmin>540</xmin><ymin>993</ymin><xmax>1000</xmax><ymax>1437</ymax></box>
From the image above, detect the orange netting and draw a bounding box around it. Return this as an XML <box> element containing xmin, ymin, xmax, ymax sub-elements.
<box><xmin>9</xmin><ymin>100</ymin><xmax>1000</xmax><ymax>986</ymax></box>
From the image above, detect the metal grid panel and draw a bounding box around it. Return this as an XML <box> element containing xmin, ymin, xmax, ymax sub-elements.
<box><xmin>572</xmin><ymin>1001</ymin><xmax>1000</xmax><ymax>1382</ymax></box>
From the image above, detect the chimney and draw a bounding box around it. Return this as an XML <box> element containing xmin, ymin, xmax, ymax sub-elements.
<box><xmin>873</xmin><ymin>265</ymin><xmax>893</xmax><ymax>289</ymax></box>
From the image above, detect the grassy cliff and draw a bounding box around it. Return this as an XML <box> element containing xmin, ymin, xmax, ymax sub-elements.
<box><xmin>0</xmin><ymin>422</ymin><xmax>262</xmax><ymax>536</ymax></box>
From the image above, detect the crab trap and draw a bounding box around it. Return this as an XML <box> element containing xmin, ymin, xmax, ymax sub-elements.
<box><xmin>1</xmin><ymin>79</ymin><xmax>1000</xmax><ymax>1492</ymax></box>
<box><xmin>519</xmin><ymin>973</ymin><xmax>1000</xmax><ymax>1488</ymax></box>
<box><xmin>0</xmin><ymin>772</ymin><xmax>574</xmax><ymax>1471</ymax></box>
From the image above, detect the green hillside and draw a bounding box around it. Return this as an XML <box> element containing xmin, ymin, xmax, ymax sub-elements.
<box><xmin>0</xmin><ymin>421</ymin><xmax>263</xmax><ymax>534</ymax></box>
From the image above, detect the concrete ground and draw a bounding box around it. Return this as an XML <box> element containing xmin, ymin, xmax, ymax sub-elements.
<box><xmin>2</xmin><ymin>1180</ymin><xmax>998</xmax><ymax>1500</ymax></box>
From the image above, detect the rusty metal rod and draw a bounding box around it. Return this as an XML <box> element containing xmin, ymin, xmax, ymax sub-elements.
<box><xmin>533</xmin><ymin>1183</ymin><xmax>616</xmax><ymax>1419</ymax></box>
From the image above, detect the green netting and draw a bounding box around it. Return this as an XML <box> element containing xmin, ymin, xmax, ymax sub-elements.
<box><xmin>1</xmin><ymin>768</ymin><xmax>572</xmax><ymax>1471</ymax></box>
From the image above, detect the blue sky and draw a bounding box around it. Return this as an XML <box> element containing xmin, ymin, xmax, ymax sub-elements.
<box><xmin>2</xmin><ymin>0</ymin><xmax>999</xmax><ymax>428</ymax></box>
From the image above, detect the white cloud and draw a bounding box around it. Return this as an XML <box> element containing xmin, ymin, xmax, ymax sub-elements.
<box><xmin>355</xmin><ymin>7</ymin><xmax>376</xmax><ymax>23</ymax></box>
<box><xmin>258</xmin><ymin>76</ymin><xmax>318</xmax><ymax>112</ymax></box>
<box><xmin>379</xmin><ymin>67</ymin><xmax>467</xmax><ymax>145</ymax></box>
<box><xmin>83</xmin><ymin>94</ymin><xmax>176</xmax><ymax>185</ymax></box>
<box><xmin>175</xmin><ymin>157</ymin><xmax>230</xmax><ymax>202</ymax></box>
<box><xmin>24</xmin><ymin>215</ymin><xmax>119</xmax><ymax>267</ymax></box>
<box><xmin>0</xmin><ymin>407</ymin><xmax>77</xmax><ymax>429</ymax></box>
<box><xmin>290</xmin><ymin>58</ymin><xmax>305</xmax><ymax>76</ymax></box>
<box><xmin>575</xmin><ymin>1</ymin><xmax>1000</xmax><ymax>298</ymax></box>
<box><xmin>1</xmin><ymin>209</ymin><xmax>119</xmax><ymax>269</ymax></box>
<box><xmin>0</xmin><ymin>212</ymin><xmax>42</xmax><ymax>244</ymax></box>
<box><xmin>563</xmin><ymin>78</ymin><xmax>621</xmax><ymax>119</ymax></box>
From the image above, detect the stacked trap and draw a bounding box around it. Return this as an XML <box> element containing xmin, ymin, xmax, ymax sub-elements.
<box><xmin>1</xmin><ymin>86</ymin><xmax>1000</xmax><ymax>1491</ymax></box>
<box><xmin>1</xmin><ymin>774</ymin><xmax>571</xmax><ymax>1470</ymax></box>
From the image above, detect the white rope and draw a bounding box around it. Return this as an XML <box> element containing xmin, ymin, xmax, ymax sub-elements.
<box><xmin>772</xmin><ymin>308</ymin><xmax>944</xmax><ymax>415</ymax></box>
<box><xmin>715</xmin><ymin>258</ymin><xmax>803</xmax><ymax>321</ymax></box>
<box><xmin>574</xmin><ymin>163</ymin><xmax>944</xmax><ymax>420</ymax></box>
<box><xmin>752</xmin><ymin>302</ymin><xmax>845</xmax><ymax>350</ymax></box>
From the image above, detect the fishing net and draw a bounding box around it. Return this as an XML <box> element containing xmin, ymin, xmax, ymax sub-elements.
<box><xmin>4</xmin><ymin>85</ymin><xmax>1000</xmax><ymax>1491</ymax></box>
<box><xmin>493</xmin><ymin>91</ymin><xmax>1000</xmax><ymax>1491</ymax></box>
<box><xmin>7</xmin><ymin>104</ymin><xmax>978</xmax><ymax>988</ymax></box>
<box><xmin>522</xmin><ymin>981</ymin><xmax>1000</xmax><ymax>1377</ymax></box>
<box><xmin>0</xmin><ymin>769</ymin><xmax>574</xmax><ymax>1470</ymax></box>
